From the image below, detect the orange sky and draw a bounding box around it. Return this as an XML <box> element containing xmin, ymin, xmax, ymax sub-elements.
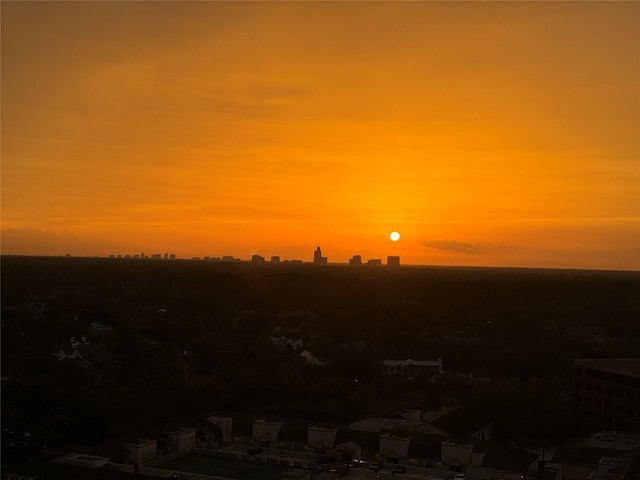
<box><xmin>2</xmin><ymin>1</ymin><xmax>639</xmax><ymax>269</ymax></box>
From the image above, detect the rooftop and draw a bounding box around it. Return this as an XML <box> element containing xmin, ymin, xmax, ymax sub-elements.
<box><xmin>574</xmin><ymin>358</ymin><xmax>640</xmax><ymax>379</ymax></box>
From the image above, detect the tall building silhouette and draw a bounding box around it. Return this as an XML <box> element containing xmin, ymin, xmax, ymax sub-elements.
<box><xmin>387</xmin><ymin>256</ymin><xmax>400</xmax><ymax>267</ymax></box>
<box><xmin>349</xmin><ymin>255</ymin><xmax>362</xmax><ymax>266</ymax></box>
<box><xmin>314</xmin><ymin>246</ymin><xmax>327</xmax><ymax>264</ymax></box>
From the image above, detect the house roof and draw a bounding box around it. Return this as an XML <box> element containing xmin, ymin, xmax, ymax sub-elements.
<box><xmin>551</xmin><ymin>445</ymin><xmax>636</xmax><ymax>467</ymax></box>
<box><xmin>475</xmin><ymin>441</ymin><xmax>541</xmax><ymax>471</ymax></box>
<box><xmin>573</xmin><ymin>358</ymin><xmax>640</xmax><ymax>379</ymax></box>
<box><xmin>406</xmin><ymin>433</ymin><xmax>449</xmax><ymax>460</ymax></box>
<box><xmin>430</xmin><ymin>407</ymin><xmax>491</xmax><ymax>438</ymax></box>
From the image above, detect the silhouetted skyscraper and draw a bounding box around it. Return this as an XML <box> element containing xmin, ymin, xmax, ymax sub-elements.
<box><xmin>349</xmin><ymin>255</ymin><xmax>362</xmax><ymax>266</ymax></box>
<box><xmin>314</xmin><ymin>247</ymin><xmax>327</xmax><ymax>264</ymax></box>
<box><xmin>387</xmin><ymin>256</ymin><xmax>400</xmax><ymax>267</ymax></box>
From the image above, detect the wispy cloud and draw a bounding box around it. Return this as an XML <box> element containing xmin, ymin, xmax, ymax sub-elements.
<box><xmin>420</xmin><ymin>239</ymin><xmax>484</xmax><ymax>254</ymax></box>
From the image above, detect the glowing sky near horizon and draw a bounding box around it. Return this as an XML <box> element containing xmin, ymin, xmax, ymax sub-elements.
<box><xmin>2</xmin><ymin>1</ymin><xmax>639</xmax><ymax>269</ymax></box>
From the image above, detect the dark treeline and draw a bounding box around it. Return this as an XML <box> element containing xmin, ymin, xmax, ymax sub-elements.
<box><xmin>2</xmin><ymin>256</ymin><xmax>639</xmax><ymax>465</ymax></box>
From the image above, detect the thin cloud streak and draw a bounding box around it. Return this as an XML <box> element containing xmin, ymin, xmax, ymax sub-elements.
<box><xmin>420</xmin><ymin>240</ymin><xmax>484</xmax><ymax>255</ymax></box>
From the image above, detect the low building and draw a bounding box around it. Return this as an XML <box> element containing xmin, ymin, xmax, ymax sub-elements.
<box><xmin>121</xmin><ymin>439</ymin><xmax>157</xmax><ymax>466</ymax></box>
<box><xmin>253</xmin><ymin>419</ymin><xmax>283</xmax><ymax>444</ymax></box>
<box><xmin>165</xmin><ymin>427</ymin><xmax>196</xmax><ymax>453</ymax></box>
<box><xmin>55</xmin><ymin>453</ymin><xmax>110</xmax><ymax>468</ymax></box>
<box><xmin>380</xmin><ymin>433</ymin><xmax>412</xmax><ymax>464</ymax></box>
<box><xmin>308</xmin><ymin>425</ymin><xmax>339</xmax><ymax>451</ymax></box>
<box><xmin>384</xmin><ymin>358</ymin><xmax>443</xmax><ymax>375</ymax></box>
<box><xmin>573</xmin><ymin>358</ymin><xmax>640</xmax><ymax>432</ymax></box>
<box><xmin>547</xmin><ymin>441</ymin><xmax>640</xmax><ymax>480</ymax></box>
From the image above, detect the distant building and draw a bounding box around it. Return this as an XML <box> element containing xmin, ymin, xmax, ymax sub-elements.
<box><xmin>384</xmin><ymin>358</ymin><xmax>443</xmax><ymax>375</ymax></box>
<box><xmin>252</xmin><ymin>419</ymin><xmax>283</xmax><ymax>443</ymax></box>
<box><xmin>349</xmin><ymin>255</ymin><xmax>362</xmax><ymax>266</ymax></box>
<box><xmin>314</xmin><ymin>246</ymin><xmax>327</xmax><ymax>264</ymax></box>
<box><xmin>165</xmin><ymin>428</ymin><xmax>195</xmax><ymax>452</ymax></box>
<box><xmin>387</xmin><ymin>256</ymin><xmax>400</xmax><ymax>267</ymax></box>
<box><xmin>573</xmin><ymin>358</ymin><xmax>640</xmax><ymax>432</ymax></box>
<box><xmin>251</xmin><ymin>254</ymin><xmax>265</xmax><ymax>263</ymax></box>
<box><xmin>120</xmin><ymin>439</ymin><xmax>157</xmax><ymax>466</ymax></box>
<box><xmin>380</xmin><ymin>432</ymin><xmax>412</xmax><ymax>463</ymax></box>
<box><xmin>169</xmin><ymin>253</ymin><xmax>176</xmax><ymax>260</ymax></box>
<box><xmin>366</xmin><ymin>259</ymin><xmax>382</xmax><ymax>266</ymax></box>
<box><xmin>271</xmin><ymin>256</ymin><xmax>280</xmax><ymax>263</ymax></box>
<box><xmin>308</xmin><ymin>425</ymin><xmax>339</xmax><ymax>450</ymax></box>
<box><xmin>547</xmin><ymin>432</ymin><xmax>640</xmax><ymax>480</ymax></box>
<box><xmin>151</xmin><ymin>253</ymin><xmax>161</xmax><ymax>259</ymax></box>
<box><xmin>54</xmin><ymin>452</ymin><xmax>133</xmax><ymax>472</ymax></box>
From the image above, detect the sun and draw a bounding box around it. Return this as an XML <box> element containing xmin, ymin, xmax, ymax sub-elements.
<box><xmin>390</xmin><ymin>231</ymin><xmax>400</xmax><ymax>242</ymax></box>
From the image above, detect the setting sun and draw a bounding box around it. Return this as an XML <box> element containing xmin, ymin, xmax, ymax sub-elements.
<box><xmin>390</xmin><ymin>232</ymin><xmax>401</xmax><ymax>242</ymax></box>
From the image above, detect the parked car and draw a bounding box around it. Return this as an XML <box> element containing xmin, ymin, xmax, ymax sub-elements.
<box><xmin>393</xmin><ymin>466</ymin><xmax>406</xmax><ymax>474</ymax></box>
<box><xmin>369</xmin><ymin>463</ymin><xmax>383</xmax><ymax>472</ymax></box>
<box><xmin>247</xmin><ymin>447</ymin><xmax>263</xmax><ymax>456</ymax></box>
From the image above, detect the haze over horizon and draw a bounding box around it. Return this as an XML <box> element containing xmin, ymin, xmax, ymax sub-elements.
<box><xmin>2</xmin><ymin>1</ymin><xmax>639</xmax><ymax>270</ymax></box>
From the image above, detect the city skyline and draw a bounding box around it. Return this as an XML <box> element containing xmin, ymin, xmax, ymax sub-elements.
<box><xmin>2</xmin><ymin>1</ymin><xmax>639</xmax><ymax>270</ymax></box>
<box><xmin>74</xmin><ymin>245</ymin><xmax>401</xmax><ymax>267</ymax></box>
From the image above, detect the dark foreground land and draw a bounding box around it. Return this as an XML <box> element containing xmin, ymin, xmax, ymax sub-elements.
<box><xmin>2</xmin><ymin>255</ymin><xmax>639</xmax><ymax>466</ymax></box>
